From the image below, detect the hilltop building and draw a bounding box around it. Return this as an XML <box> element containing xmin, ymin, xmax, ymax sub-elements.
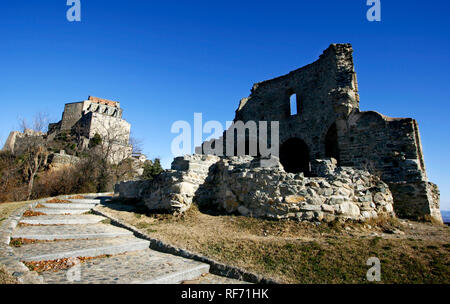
<box><xmin>3</xmin><ymin>96</ymin><xmax>132</xmax><ymax>164</ymax></box>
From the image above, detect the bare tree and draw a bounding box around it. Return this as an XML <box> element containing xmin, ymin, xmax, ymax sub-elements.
<box><xmin>14</xmin><ymin>113</ymin><xmax>50</xmax><ymax>199</ymax></box>
<box><xmin>82</xmin><ymin>118</ymin><xmax>133</xmax><ymax>191</ymax></box>
<box><xmin>90</xmin><ymin>118</ymin><xmax>132</xmax><ymax>165</ymax></box>
<box><xmin>18</xmin><ymin>112</ymin><xmax>49</xmax><ymax>133</ymax></box>
<box><xmin>22</xmin><ymin>144</ymin><xmax>49</xmax><ymax>200</ymax></box>
<box><xmin>0</xmin><ymin>151</ymin><xmax>21</xmax><ymax>202</ymax></box>
<box><xmin>33</xmin><ymin>112</ymin><xmax>49</xmax><ymax>133</ymax></box>
<box><xmin>19</xmin><ymin>117</ymin><xmax>29</xmax><ymax>132</ymax></box>
<box><xmin>129</xmin><ymin>134</ymin><xmax>143</xmax><ymax>155</ymax></box>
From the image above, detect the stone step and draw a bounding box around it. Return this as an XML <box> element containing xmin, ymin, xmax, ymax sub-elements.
<box><xmin>40</xmin><ymin>249</ymin><xmax>210</xmax><ymax>284</ymax></box>
<box><xmin>57</xmin><ymin>193</ymin><xmax>112</xmax><ymax>200</ymax></box>
<box><xmin>66</xmin><ymin>199</ymin><xmax>102</xmax><ymax>205</ymax></box>
<box><xmin>20</xmin><ymin>215</ymin><xmax>105</xmax><ymax>225</ymax></box>
<box><xmin>31</xmin><ymin>208</ymin><xmax>91</xmax><ymax>215</ymax></box>
<box><xmin>12</xmin><ymin>223</ymin><xmax>133</xmax><ymax>240</ymax></box>
<box><xmin>41</xmin><ymin>203</ymin><xmax>97</xmax><ymax>209</ymax></box>
<box><xmin>15</xmin><ymin>236</ymin><xmax>150</xmax><ymax>262</ymax></box>
<box><xmin>78</xmin><ymin>194</ymin><xmax>112</xmax><ymax>199</ymax></box>
<box><xmin>181</xmin><ymin>273</ymin><xmax>250</xmax><ymax>284</ymax></box>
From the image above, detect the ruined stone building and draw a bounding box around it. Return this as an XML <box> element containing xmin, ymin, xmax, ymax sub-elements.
<box><xmin>3</xmin><ymin>96</ymin><xmax>132</xmax><ymax>164</ymax></box>
<box><xmin>193</xmin><ymin>44</ymin><xmax>440</xmax><ymax>223</ymax></box>
<box><xmin>117</xmin><ymin>44</ymin><xmax>441</xmax><ymax>224</ymax></box>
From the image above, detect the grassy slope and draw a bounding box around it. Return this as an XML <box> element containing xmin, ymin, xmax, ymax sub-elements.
<box><xmin>97</xmin><ymin>202</ymin><xmax>450</xmax><ymax>284</ymax></box>
<box><xmin>0</xmin><ymin>201</ymin><xmax>31</xmax><ymax>221</ymax></box>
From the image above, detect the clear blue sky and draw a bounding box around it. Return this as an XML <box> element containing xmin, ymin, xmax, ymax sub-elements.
<box><xmin>0</xmin><ymin>1</ymin><xmax>449</xmax><ymax>209</ymax></box>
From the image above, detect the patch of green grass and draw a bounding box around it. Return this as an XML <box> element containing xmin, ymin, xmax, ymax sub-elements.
<box><xmin>135</xmin><ymin>222</ymin><xmax>152</xmax><ymax>229</ymax></box>
<box><xmin>206</xmin><ymin>242</ymin><xmax>225</xmax><ymax>256</ymax></box>
<box><xmin>370</xmin><ymin>236</ymin><xmax>382</xmax><ymax>246</ymax></box>
<box><xmin>101</xmin><ymin>219</ymin><xmax>111</xmax><ymax>225</ymax></box>
<box><xmin>9</xmin><ymin>239</ymin><xmax>22</xmax><ymax>248</ymax></box>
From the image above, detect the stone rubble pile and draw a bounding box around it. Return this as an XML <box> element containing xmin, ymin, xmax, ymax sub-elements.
<box><xmin>116</xmin><ymin>154</ymin><xmax>220</xmax><ymax>213</ymax></box>
<box><xmin>204</xmin><ymin>156</ymin><xmax>395</xmax><ymax>222</ymax></box>
<box><xmin>115</xmin><ymin>155</ymin><xmax>395</xmax><ymax>222</ymax></box>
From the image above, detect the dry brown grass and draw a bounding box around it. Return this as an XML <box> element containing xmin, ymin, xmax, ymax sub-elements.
<box><xmin>45</xmin><ymin>198</ymin><xmax>71</xmax><ymax>204</ymax></box>
<box><xmin>0</xmin><ymin>265</ymin><xmax>18</xmax><ymax>284</ymax></box>
<box><xmin>10</xmin><ymin>238</ymin><xmax>54</xmax><ymax>248</ymax></box>
<box><xmin>0</xmin><ymin>201</ymin><xmax>31</xmax><ymax>223</ymax></box>
<box><xmin>10</xmin><ymin>238</ymin><xmax>92</xmax><ymax>248</ymax></box>
<box><xmin>97</xmin><ymin>202</ymin><xmax>450</xmax><ymax>284</ymax></box>
<box><xmin>69</xmin><ymin>195</ymin><xmax>85</xmax><ymax>199</ymax></box>
<box><xmin>22</xmin><ymin>210</ymin><xmax>47</xmax><ymax>217</ymax></box>
<box><xmin>24</xmin><ymin>254</ymin><xmax>115</xmax><ymax>273</ymax></box>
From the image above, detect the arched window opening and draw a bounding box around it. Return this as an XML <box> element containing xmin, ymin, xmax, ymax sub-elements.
<box><xmin>290</xmin><ymin>94</ymin><xmax>298</xmax><ymax>116</ymax></box>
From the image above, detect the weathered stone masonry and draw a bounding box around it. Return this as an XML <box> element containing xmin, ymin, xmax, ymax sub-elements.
<box><xmin>197</xmin><ymin>43</ymin><xmax>441</xmax><ymax>223</ymax></box>
<box><xmin>116</xmin><ymin>155</ymin><xmax>395</xmax><ymax>222</ymax></box>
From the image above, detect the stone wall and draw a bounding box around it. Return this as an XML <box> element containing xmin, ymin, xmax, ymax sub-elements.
<box><xmin>115</xmin><ymin>180</ymin><xmax>153</xmax><ymax>201</ymax></box>
<box><xmin>115</xmin><ymin>155</ymin><xmax>395</xmax><ymax>222</ymax></box>
<box><xmin>48</xmin><ymin>151</ymin><xmax>80</xmax><ymax>168</ymax></box>
<box><xmin>389</xmin><ymin>181</ymin><xmax>441</xmax><ymax>222</ymax></box>
<box><xmin>201</xmin><ymin>44</ymin><xmax>359</xmax><ymax>162</ymax></box>
<box><xmin>61</xmin><ymin>102</ymin><xmax>85</xmax><ymax>131</ymax></box>
<box><xmin>60</xmin><ymin>99</ymin><xmax>123</xmax><ymax>133</ymax></box>
<box><xmin>337</xmin><ymin>111</ymin><xmax>426</xmax><ymax>183</ymax></box>
<box><xmin>2</xmin><ymin>130</ymin><xmax>45</xmax><ymax>155</ymax></box>
<box><xmin>198</xmin><ymin>157</ymin><xmax>394</xmax><ymax>222</ymax></box>
<box><xmin>115</xmin><ymin>155</ymin><xmax>220</xmax><ymax>212</ymax></box>
<box><xmin>141</xmin><ymin>155</ymin><xmax>220</xmax><ymax>213</ymax></box>
<box><xmin>197</xmin><ymin>43</ymin><xmax>441</xmax><ymax>223</ymax></box>
<box><xmin>87</xmin><ymin>112</ymin><xmax>131</xmax><ymax>146</ymax></box>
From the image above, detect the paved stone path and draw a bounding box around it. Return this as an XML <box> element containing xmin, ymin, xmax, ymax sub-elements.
<box><xmin>7</xmin><ymin>196</ymin><xmax>245</xmax><ymax>284</ymax></box>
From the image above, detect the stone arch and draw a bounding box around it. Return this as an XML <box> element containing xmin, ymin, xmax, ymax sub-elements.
<box><xmin>325</xmin><ymin>122</ymin><xmax>340</xmax><ymax>164</ymax></box>
<box><xmin>280</xmin><ymin>138</ymin><xmax>310</xmax><ymax>174</ymax></box>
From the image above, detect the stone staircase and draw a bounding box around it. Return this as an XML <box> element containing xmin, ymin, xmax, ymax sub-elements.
<box><xmin>8</xmin><ymin>195</ymin><xmax>241</xmax><ymax>284</ymax></box>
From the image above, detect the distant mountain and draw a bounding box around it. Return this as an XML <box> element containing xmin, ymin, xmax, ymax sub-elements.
<box><xmin>441</xmin><ymin>211</ymin><xmax>450</xmax><ymax>224</ymax></box>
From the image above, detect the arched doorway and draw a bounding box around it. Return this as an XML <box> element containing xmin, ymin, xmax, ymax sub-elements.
<box><xmin>325</xmin><ymin>123</ymin><xmax>340</xmax><ymax>164</ymax></box>
<box><xmin>280</xmin><ymin>138</ymin><xmax>310</xmax><ymax>174</ymax></box>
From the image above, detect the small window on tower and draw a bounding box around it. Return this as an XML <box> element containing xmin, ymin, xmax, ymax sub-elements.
<box><xmin>290</xmin><ymin>94</ymin><xmax>297</xmax><ymax>116</ymax></box>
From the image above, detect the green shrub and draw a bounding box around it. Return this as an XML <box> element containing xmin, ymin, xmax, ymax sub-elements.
<box><xmin>142</xmin><ymin>158</ymin><xmax>164</xmax><ymax>180</ymax></box>
<box><xmin>89</xmin><ymin>133</ymin><xmax>102</xmax><ymax>148</ymax></box>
